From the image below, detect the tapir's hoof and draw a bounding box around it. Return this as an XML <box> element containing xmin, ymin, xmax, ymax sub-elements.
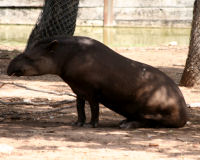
<box><xmin>119</xmin><ymin>120</ymin><xmax>142</xmax><ymax>129</ymax></box>
<box><xmin>84</xmin><ymin>122</ymin><xmax>99</xmax><ymax>128</ymax></box>
<box><xmin>73</xmin><ymin>121</ymin><xmax>85</xmax><ymax>127</ymax></box>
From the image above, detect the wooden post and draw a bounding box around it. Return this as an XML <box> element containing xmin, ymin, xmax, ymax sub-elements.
<box><xmin>103</xmin><ymin>27</ymin><xmax>114</xmax><ymax>46</ymax></box>
<box><xmin>104</xmin><ymin>0</ymin><xmax>113</xmax><ymax>26</ymax></box>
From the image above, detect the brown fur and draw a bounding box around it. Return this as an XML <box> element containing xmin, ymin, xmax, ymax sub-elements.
<box><xmin>7</xmin><ymin>36</ymin><xmax>188</xmax><ymax>128</ymax></box>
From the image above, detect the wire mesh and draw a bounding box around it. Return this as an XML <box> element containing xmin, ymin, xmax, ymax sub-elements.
<box><xmin>25</xmin><ymin>0</ymin><xmax>79</xmax><ymax>51</ymax></box>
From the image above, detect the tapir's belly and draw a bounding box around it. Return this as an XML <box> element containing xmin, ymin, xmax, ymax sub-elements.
<box><xmin>95</xmin><ymin>89</ymin><xmax>142</xmax><ymax>119</ymax></box>
<box><xmin>68</xmin><ymin>79</ymin><xmax>138</xmax><ymax>116</ymax></box>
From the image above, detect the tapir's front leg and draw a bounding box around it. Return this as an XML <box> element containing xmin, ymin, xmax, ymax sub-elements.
<box><xmin>88</xmin><ymin>100</ymin><xmax>99</xmax><ymax>128</ymax></box>
<box><xmin>74</xmin><ymin>96</ymin><xmax>86</xmax><ymax>126</ymax></box>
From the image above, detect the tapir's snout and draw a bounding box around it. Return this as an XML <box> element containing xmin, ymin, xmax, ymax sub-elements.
<box><xmin>7</xmin><ymin>66</ymin><xmax>24</xmax><ymax>77</ymax></box>
<box><xmin>7</xmin><ymin>65</ymin><xmax>14</xmax><ymax>76</ymax></box>
<box><xmin>7</xmin><ymin>52</ymin><xmax>55</xmax><ymax>77</ymax></box>
<box><xmin>7</xmin><ymin>56</ymin><xmax>22</xmax><ymax>77</ymax></box>
<box><xmin>7</xmin><ymin>54</ymin><xmax>31</xmax><ymax>77</ymax></box>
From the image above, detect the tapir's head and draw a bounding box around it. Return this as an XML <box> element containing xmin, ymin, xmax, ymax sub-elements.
<box><xmin>7</xmin><ymin>40</ymin><xmax>59</xmax><ymax>77</ymax></box>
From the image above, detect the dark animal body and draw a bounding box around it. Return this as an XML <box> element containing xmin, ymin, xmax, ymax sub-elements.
<box><xmin>7</xmin><ymin>36</ymin><xmax>187</xmax><ymax>128</ymax></box>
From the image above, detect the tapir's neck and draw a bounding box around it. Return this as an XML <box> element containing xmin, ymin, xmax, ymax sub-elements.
<box><xmin>53</xmin><ymin>42</ymin><xmax>79</xmax><ymax>77</ymax></box>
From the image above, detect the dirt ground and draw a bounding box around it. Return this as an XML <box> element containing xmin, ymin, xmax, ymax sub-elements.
<box><xmin>0</xmin><ymin>45</ymin><xmax>200</xmax><ymax>160</ymax></box>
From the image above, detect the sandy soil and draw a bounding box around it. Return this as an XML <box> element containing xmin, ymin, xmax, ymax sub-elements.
<box><xmin>0</xmin><ymin>45</ymin><xmax>200</xmax><ymax>160</ymax></box>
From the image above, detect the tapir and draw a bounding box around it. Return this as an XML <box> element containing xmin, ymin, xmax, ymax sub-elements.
<box><xmin>7</xmin><ymin>36</ymin><xmax>187</xmax><ymax>128</ymax></box>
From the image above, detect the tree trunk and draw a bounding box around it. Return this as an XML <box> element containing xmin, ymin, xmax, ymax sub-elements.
<box><xmin>180</xmin><ymin>0</ymin><xmax>200</xmax><ymax>87</ymax></box>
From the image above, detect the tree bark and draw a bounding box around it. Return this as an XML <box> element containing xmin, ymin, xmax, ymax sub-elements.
<box><xmin>180</xmin><ymin>0</ymin><xmax>200</xmax><ymax>87</ymax></box>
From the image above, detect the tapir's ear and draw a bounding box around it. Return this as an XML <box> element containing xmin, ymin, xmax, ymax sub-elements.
<box><xmin>46</xmin><ymin>40</ymin><xmax>58</xmax><ymax>52</ymax></box>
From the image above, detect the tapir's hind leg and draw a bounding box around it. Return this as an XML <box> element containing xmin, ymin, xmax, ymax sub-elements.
<box><xmin>119</xmin><ymin>110</ymin><xmax>187</xmax><ymax>129</ymax></box>
<box><xmin>154</xmin><ymin>111</ymin><xmax>187</xmax><ymax>128</ymax></box>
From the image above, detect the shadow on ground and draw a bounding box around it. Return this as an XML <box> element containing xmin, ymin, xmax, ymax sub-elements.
<box><xmin>0</xmin><ymin>103</ymin><xmax>200</xmax><ymax>159</ymax></box>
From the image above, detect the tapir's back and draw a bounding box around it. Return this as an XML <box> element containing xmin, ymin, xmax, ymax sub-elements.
<box><xmin>71</xmin><ymin>37</ymin><xmax>186</xmax><ymax>108</ymax></box>
<box><xmin>74</xmin><ymin>37</ymin><xmax>187</xmax><ymax>126</ymax></box>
